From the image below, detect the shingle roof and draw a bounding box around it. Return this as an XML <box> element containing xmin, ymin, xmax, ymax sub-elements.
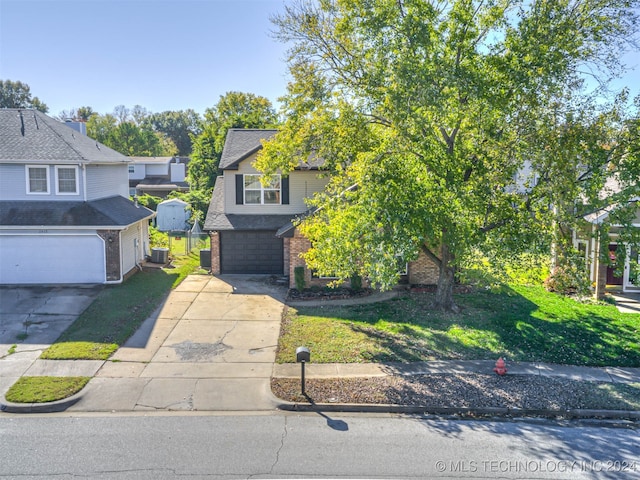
<box><xmin>0</xmin><ymin>109</ymin><xmax>129</xmax><ymax>164</ymax></box>
<box><xmin>135</xmin><ymin>177</ymin><xmax>190</xmax><ymax>189</ymax></box>
<box><xmin>219</xmin><ymin>129</ymin><xmax>278</xmax><ymax>170</ymax></box>
<box><xmin>0</xmin><ymin>196</ymin><xmax>154</xmax><ymax>228</ymax></box>
<box><xmin>203</xmin><ymin>176</ymin><xmax>292</xmax><ymax>231</ymax></box>
<box><xmin>219</xmin><ymin>128</ymin><xmax>326</xmax><ymax>171</ymax></box>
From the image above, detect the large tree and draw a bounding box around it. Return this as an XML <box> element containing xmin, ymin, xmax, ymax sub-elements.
<box><xmin>0</xmin><ymin>79</ymin><xmax>48</xmax><ymax>112</ymax></box>
<box><xmin>256</xmin><ymin>0</ymin><xmax>639</xmax><ymax>311</ymax></box>
<box><xmin>145</xmin><ymin>109</ymin><xmax>202</xmax><ymax>156</ymax></box>
<box><xmin>188</xmin><ymin>91</ymin><xmax>278</xmax><ymax>191</ymax></box>
<box><xmin>86</xmin><ymin>109</ymin><xmax>177</xmax><ymax>157</ymax></box>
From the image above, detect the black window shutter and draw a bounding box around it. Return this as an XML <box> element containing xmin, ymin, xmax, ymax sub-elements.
<box><xmin>282</xmin><ymin>176</ymin><xmax>289</xmax><ymax>205</ymax></box>
<box><xmin>235</xmin><ymin>175</ymin><xmax>244</xmax><ymax>204</ymax></box>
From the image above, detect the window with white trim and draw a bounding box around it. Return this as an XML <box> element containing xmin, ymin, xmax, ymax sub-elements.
<box><xmin>26</xmin><ymin>165</ymin><xmax>49</xmax><ymax>194</ymax></box>
<box><xmin>244</xmin><ymin>174</ymin><xmax>281</xmax><ymax>205</ymax></box>
<box><xmin>55</xmin><ymin>166</ymin><xmax>78</xmax><ymax>194</ymax></box>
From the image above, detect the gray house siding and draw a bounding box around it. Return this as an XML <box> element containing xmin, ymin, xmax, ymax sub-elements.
<box><xmin>0</xmin><ymin>164</ymin><xmax>85</xmax><ymax>201</ymax></box>
<box><xmin>223</xmin><ymin>158</ymin><xmax>328</xmax><ymax>215</ymax></box>
<box><xmin>85</xmin><ymin>164</ymin><xmax>129</xmax><ymax>200</ymax></box>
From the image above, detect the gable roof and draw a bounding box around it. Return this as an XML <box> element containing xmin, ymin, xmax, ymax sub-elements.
<box><xmin>0</xmin><ymin>109</ymin><xmax>129</xmax><ymax>164</ymax></box>
<box><xmin>0</xmin><ymin>195</ymin><xmax>154</xmax><ymax>228</ymax></box>
<box><xmin>219</xmin><ymin>129</ymin><xmax>278</xmax><ymax>170</ymax></box>
<box><xmin>219</xmin><ymin>128</ymin><xmax>326</xmax><ymax>171</ymax></box>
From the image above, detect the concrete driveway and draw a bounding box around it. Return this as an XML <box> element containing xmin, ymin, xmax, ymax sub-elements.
<box><xmin>0</xmin><ymin>285</ymin><xmax>103</xmax><ymax>397</ymax></box>
<box><xmin>71</xmin><ymin>275</ymin><xmax>288</xmax><ymax>412</ymax></box>
<box><xmin>1</xmin><ymin>276</ymin><xmax>288</xmax><ymax>412</ymax></box>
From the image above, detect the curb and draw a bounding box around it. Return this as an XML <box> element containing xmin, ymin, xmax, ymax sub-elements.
<box><xmin>276</xmin><ymin>402</ymin><xmax>640</xmax><ymax>421</ymax></box>
<box><xmin>1</xmin><ymin>390</ymin><xmax>84</xmax><ymax>414</ymax></box>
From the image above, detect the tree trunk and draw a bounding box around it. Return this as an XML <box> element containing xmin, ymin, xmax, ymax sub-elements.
<box><xmin>433</xmin><ymin>243</ymin><xmax>459</xmax><ymax>312</ymax></box>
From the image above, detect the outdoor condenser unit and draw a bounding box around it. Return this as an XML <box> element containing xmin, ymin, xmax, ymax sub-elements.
<box><xmin>151</xmin><ymin>248</ymin><xmax>169</xmax><ymax>264</ymax></box>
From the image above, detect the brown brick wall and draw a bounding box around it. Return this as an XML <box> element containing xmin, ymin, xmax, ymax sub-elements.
<box><xmin>209</xmin><ymin>232</ymin><xmax>221</xmax><ymax>275</ymax></box>
<box><xmin>286</xmin><ymin>229</ymin><xmax>437</xmax><ymax>289</ymax></box>
<box><xmin>98</xmin><ymin>230</ymin><xmax>121</xmax><ymax>282</ymax></box>
<box><xmin>408</xmin><ymin>250</ymin><xmax>439</xmax><ymax>285</ymax></box>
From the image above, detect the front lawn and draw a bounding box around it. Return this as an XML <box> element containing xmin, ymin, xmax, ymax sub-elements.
<box><xmin>277</xmin><ymin>285</ymin><xmax>640</xmax><ymax>367</ymax></box>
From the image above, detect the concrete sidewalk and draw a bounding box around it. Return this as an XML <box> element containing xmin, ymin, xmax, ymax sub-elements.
<box><xmin>2</xmin><ymin>277</ymin><xmax>640</xmax><ymax>415</ymax></box>
<box><xmin>273</xmin><ymin>360</ymin><xmax>640</xmax><ymax>383</ymax></box>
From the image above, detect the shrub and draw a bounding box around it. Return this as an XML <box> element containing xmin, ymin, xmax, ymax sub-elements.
<box><xmin>544</xmin><ymin>261</ymin><xmax>591</xmax><ymax>296</ymax></box>
<box><xmin>294</xmin><ymin>266</ymin><xmax>306</xmax><ymax>292</ymax></box>
<box><xmin>149</xmin><ymin>225</ymin><xmax>169</xmax><ymax>248</ymax></box>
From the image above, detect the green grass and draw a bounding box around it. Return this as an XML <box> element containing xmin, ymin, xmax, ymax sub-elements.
<box><xmin>5</xmin><ymin>377</ymin><xmax>90</xmax><ymax>403</ymax></box>
<box><xmin>277</xmin><ymin>285</ymin><xmax>640</xmax><ymax>367</ymax></box>
<box><xmin>41</xmin><ymin>251</ymin><xmax>204</xmax><ymax>360</ymax></box>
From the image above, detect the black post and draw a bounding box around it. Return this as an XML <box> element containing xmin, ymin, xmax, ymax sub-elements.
<box><xmin>301</xmin><ymin>361</ymin><xmax>306</xmax><ymax>395</ymax></box>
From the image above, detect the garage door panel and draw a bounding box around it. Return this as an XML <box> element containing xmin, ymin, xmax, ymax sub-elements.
<box><xmin>0</xmin><ymin>235</ymin><xmax>105</xmax><ymax>284</ymax></box>
<box><xmin>220</xmin><ymin>231</ymin><xmax>283</xmax><ymax>274</ymax></box>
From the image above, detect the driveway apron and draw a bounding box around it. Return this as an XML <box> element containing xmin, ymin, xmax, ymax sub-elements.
<box><xmin>70</xmin><ymin>275</ymin><xmax>286</xmax><ymax>412</ymax></box>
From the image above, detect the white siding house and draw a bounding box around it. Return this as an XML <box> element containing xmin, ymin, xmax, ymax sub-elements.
<box><xmin>0</xmin><ymin>109</ymin><xmax>155</xmax><ymax>285</ymax></box>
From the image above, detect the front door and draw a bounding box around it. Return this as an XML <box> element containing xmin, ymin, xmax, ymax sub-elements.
<box><xmin>606</xmin><ymin>244</ymin><xmax>624</xmax><ymax>286</ymax></box>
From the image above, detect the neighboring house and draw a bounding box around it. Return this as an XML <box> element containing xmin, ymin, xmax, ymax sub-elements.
<box><xmin>128</xmin><ymin>156</ymin><xmax>190</xmax><ymax>198</ymax></box>
<box><xmin>204</xmin><ymin>129</ymin><xmax>439</xmax><ymax>288</ymax></box>
<box><xmin>574</xmin><ymin>201</ymin><xmax>640</xmax><ymax>296</ymax></box>
<box><xmin>0</xmin><ymin>109</ymin><xmax>155</xmax><ymax>285</ymax></box>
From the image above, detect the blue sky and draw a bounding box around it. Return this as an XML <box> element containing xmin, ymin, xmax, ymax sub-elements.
<box><xmin>1</xmin><ymin>0</ymin><xmax>638</xmax><ymax>118</ymax></box>
<box><xmin>0</xmin><ymin>0</ymin><xmax>290</xmax><ymax>116</ymax></box>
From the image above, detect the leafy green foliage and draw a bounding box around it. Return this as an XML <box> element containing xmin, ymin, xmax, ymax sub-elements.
<box><xmin>461</xmin><ymin>250</ymin><xmax>551</xmax><ymax>290</ymax></box>
<box><xmin>86</xmin><ymin>111</ymin><xmax>176</xmax><ymax>156</ymax></box>
<box><xmin>167</xmin><ymin>189</ymin><xmax>211</xmax><ymax>227</ymax></box>
<box><xmin>260</xmin><ymin>0</ymin><xmax>640</xmax><ymax>311</ymax></box>
<box><xmin>135</xmin><ymin>193</ymin><xmax>162</xmax><ymax>211</ymax></box>
<box><xmin>294</xmin><ymin>266</ymin><xmax>306</xmax><ymax>291</ymax></box>
<box><xmin>544</xmin><ymin>253</ymin><xmax>592</xmax><ymax>296</ymax></box>
<box><xmin>188</xmin><ymin>91</ymin><xmax>278</xmax><ymax>191</ymax></box>
<box><xmin>149</xmin><ymin>225</ymin><xmax>169</xmax><ymax>248</ymax></box>
<box><xmin>0</xmin><ymin>79</ymin><xmax>48</xmax><ymax>112</ymax></box>
<box><xmin>144</xmin><ymin>109</ymin><xmax>202</xmax><ymax>155</ymax></box>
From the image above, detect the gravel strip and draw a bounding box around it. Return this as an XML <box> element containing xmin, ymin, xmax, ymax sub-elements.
<box><xmin>271</xmin><ymin>374</ymin><xmax>640</xmax><ymax>411</ymax></box>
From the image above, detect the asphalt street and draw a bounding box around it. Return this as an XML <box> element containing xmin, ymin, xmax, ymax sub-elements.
<box><xmin>1</xmin><ymin>413</ymin><xmax>639</xmax><ymax>479</ymax></box>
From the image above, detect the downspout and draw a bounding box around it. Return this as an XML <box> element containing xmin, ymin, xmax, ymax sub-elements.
<box><xmin>81</xmin><ymin>163</ymin><xmax>88</xmax><ymax>201</ymax></box>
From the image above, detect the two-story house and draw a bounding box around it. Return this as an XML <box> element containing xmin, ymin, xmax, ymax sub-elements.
<box><xmin>204</xmin><ymin>129</ymin><xmax>440</xmax><ymax>288</ymax></box>
<box><xmin>128</xmin><ymin>156</ymin><xmax>190</xmax><ymax>198</ymax></box>
<box><xmin>0</xmin><ymin>109</ymin><xmax>155</xmax><ymax>285</ymax></box>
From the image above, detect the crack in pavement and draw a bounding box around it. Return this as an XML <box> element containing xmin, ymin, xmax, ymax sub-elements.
<box><xmin>217</xmin><ymin>295</ymin><xmax>250</xmax><ymax>320</ymax></box>
<box><xmin>270</xmin><ymin>416</ymin><xmax>288</xmax><ymax>475</ymax></box>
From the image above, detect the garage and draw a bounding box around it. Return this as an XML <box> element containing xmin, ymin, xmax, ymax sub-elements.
<box><xmin>0</xmin><ymin>234</ymin><xmax>105</xmax><ymax>284</ymax></box>
<box><xmin>220</xmin><ymin>230</ymin><xmax>283</xmax><ymax>274</ymax></box>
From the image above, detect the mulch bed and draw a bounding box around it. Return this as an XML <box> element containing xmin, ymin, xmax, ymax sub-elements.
<box><xmin>287</xmin><ymin>287</ymin><xmax>374</xmax><ymax>301</ymax></box>
<box><xmin>271</xmin><ymin>374</ymin><xmax>640</xmax><ymax>411</ymax></box>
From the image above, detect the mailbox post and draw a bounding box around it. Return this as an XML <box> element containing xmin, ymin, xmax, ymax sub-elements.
<box><xmin>296</xmin><ymin>346</ymin><xmax>310</xmax><ymax>395</ymax></box>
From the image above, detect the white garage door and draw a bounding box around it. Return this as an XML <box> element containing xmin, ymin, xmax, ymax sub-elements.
<box><xmin>0</xmin><ymin>234</ymin><xmax>105</xmax><ymax>284</ymax></box>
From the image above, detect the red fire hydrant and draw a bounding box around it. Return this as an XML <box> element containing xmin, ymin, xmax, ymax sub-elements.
<box><xmin>494</xmin><ymin>357</ymin><xmax>507</xmax><ymax>376</ymax></box>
